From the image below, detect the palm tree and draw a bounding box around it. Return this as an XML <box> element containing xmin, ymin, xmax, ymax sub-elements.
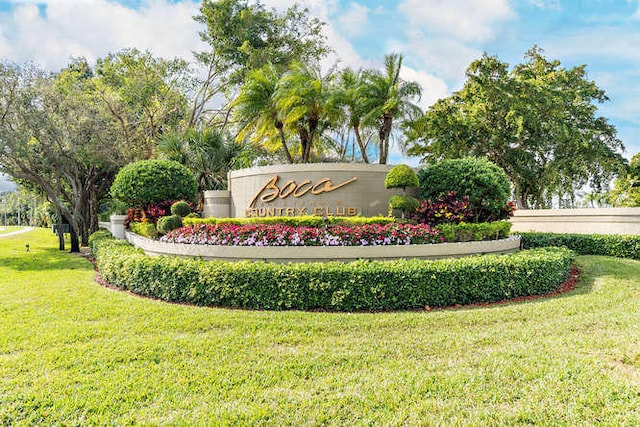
<box><xmin>331</xmin><ymin>67</ymin><xmax>371</xmax><ymax>163</ymax></box>
<box><xmin>362</xmin><ymin>53</ymin><xmax>422</xmax><ymax>164</ymax></box>
<box><xmin>276</xmin><ymin>62</ymin><xmax>336</xmax><ymax>162</ymax></box>
<box><xmin>158</xmin><ymin>128</ymin><xmax>247</xmax><ymax>196</ymax></box>
<box><xmin>233</xmin><ymin>64</ymin><xmax>294</xmax><ymax>163</ymax></box>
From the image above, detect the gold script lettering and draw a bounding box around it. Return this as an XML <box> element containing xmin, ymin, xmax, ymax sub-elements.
<box><xmin>249</xmin><ymin>175</ymin><xmax>358</xmax><ymax>207</ymax></box>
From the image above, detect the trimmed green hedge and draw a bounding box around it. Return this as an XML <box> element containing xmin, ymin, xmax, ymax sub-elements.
<box><xmin>437</xmin><ymin>221</ymin><xmax>512</xmax><ymax>242</ymax></box>
<box><xmin>128</xmin><ymin>221</ymin><xmax>158</xmax><ymax>239</ymax></box>
<box><xmin>183</xmin><ymin>215</ymin><xmax>395</xmax><ymax>227</ymax></box>
<box><xmin>90</xmin><ymin>231</ymin><xmax>573</xmax><ymax>311</ymax></box>
<box><xmin>519</xmin><ymin>232</ymin><xmax>640</xmax><ymax>260</ymax></box>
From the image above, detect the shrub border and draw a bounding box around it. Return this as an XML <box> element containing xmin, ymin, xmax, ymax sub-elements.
<box><xmin>519</xmin><ymin>232</ymin><xmax>640</xmax><ymax>260</ymax></box>
<box><xmin>90</xmin><ymin>231</ymin><xmax>574</xmax><ymax>312</ymax></box>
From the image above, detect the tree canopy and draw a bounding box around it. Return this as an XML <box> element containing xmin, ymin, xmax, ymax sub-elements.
<box><xmin>405</xmin><ymin>47</ymin><xmax>625</xmax><ymax>208</ymax></box>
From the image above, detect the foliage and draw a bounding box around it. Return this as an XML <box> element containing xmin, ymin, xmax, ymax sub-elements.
<box><xmin>94</xmin><ymin>49</ymin><xmax>190</xmax><ymax>160</ymax></box>
<box><xmin>164</xmin><ymin>220</ymin><xmax>510</xmax><ymax>246</ymax></box>
<box><xmin>156</xmin><ymin>215</ymin><xmax>183</xmax><ymax>235</ymax></box>
<box><xmin>437</xmin><ymin>221</ymin><xmax>512</xmax><ymax>242</ymax></box>
<box><xmin>417</xmin><ymin>157</ymin><xmax>512</xmax><ymax>222</ymax></box>
<box><xmin>158</xmin><ymin>128</ymin><xmax>251</xmax><ymax>192</ymax></box>
<box><xmin>233</xmin><ymin>63</ymin><xmax>295</xmax><ymax>163</ymax></box>
<box><xmin>609</xmin><ymin>153</ymin><xmax>640</xmax><ymax>207</ymax></box>
<box><xmin>388</xmin><ymin>195</ymin><xmax>420</xmax><ymax>216</ymax></box>
<box><xmin>519</xmin><ymin>232</ymin><xmax>640</xmax><ymax>260</ymax></box>
<box><xmin>87</xmin><ymin>228</ymin><xmax>114</xmax><ymax>253</ymax></box>
<box><xmin>385</xmin><ymin>164</ymin><xmax>419</xmax><ymax>189</ymax></box>
<box><xmin>275</xmin><ymin>62</ymin><xmax>337</xmax><ymax>162</ymax></box>
<box><xmin>361</xmin><ymin>54</ymin><xmax>422</xmax><ymax>164</ymax></box>
<box><xmin>0</xmin><ymin>61</ymin><xmax>119</xmax><ymax>250</ymax></box>
<box><xmin>161</xmin><ymin>222</ymin><xmax>442</xmax><ymax>246</ymax></box>
<box><xmin>170</xmin><ymin>201</ymin><xmax>192</xmax><ymax>217</ymax></box>
<box><xmin>406</xmin><ymin>46</ymin><xmax>625</xmax><ymax>208</ymax></box>
<box><xmin>92</xmin><ymin>234</ymin><xmax>573</xmax><ymax>311</ymax></box>
<box><xmin>128</xmin><ymin>221</ymin><xmax>158</xmax><ymax>238</ymax></box>
<box><xmin>409</xmin><ymin>191</ymin><xmax>474</xmax><ymax>226</ymax></box>
<box><xmin>194</xmin><ymin>0</ymin><xmax>329</xmax><ymax>87</ymax></box>
<box><xmin>183</xmin><ymin>215</ymin><xmax>395</xmax><ymax>227</ymax></box>
<box><xmin>110</xmin><ymin>160</ymin><xmax>197</xmax><ymax>208</ymax></box>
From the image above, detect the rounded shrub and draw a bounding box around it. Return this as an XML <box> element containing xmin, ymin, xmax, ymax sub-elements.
<box><xmin>385</xmin><ymin>164</ymin><xmax>419</xmax><ymax>189</ymax></box>
<box><xmin>418</xmin><ymin>157</ymin><xmax>511</xmax><ymax>222</ymax></box>
<box><xmin>388</xmin><ymin>195</ymin><xmax>420</xmax><ymax>216</ymax></box>
<box><xmin>156</xmin><ymin>214</ymin><xmax>183</xmax><ymax>235</ymax></box>
<box><xmin>171</xmin><ymin>200</ymin><xmax>191</xmax><ymax>217</ymax></box>
<box><xmin>110</xmin><ymin>159</ymin><xmax>197</xmax><ymax>208</ymax></box>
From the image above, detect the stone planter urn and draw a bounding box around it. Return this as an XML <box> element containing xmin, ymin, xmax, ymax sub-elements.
<box><xmin>202</xmin><ymin>190</ymin><xmax>231</xmax><ymax>218</ymax></box>
<box><xmin>109</xmin><ymin>214</ymin><xmax>127</xmax><ymax>239</ymax></box>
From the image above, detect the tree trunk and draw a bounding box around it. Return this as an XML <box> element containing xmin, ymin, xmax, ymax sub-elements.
<box><xmin>277</xmin><ymin>123</ymin><xmax>294</xmax><ymax>164</ymax></box>
<box><xmin>378</xmin><ymin>114</ymin><xmax>393</xmax><ymax>164</ymax></box>
<box><xmin>353</xmin><ymin>125</ymin><xmax>369</xmax><ymax>163</ymax></box>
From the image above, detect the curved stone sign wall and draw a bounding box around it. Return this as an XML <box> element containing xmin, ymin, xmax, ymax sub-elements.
<box><xmin>216</xmin><ymin>163</ymin><xmax>395</xmax><ymax>218</ymax></box>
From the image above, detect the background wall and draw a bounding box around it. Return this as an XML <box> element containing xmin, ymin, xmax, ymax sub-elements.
<box><xmin>510</xmin><ymin>208</ymin><xmax>640</xmax><ymax>235</ymax></box>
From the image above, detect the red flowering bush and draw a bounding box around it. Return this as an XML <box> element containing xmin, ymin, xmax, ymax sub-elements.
<box><xmin>161</xmin><ymin>223</ymin><xmax>443</xmax><ymax>246</ymax></box>
<box><xmin>126</xmin><ymin>199</ymin><xmax>196</xmax><ymax>226</ymax></box>
<box><xmin>409</xmin><ymin>191</ymin><xmax>474</xmax><ymax>226</ymax></box>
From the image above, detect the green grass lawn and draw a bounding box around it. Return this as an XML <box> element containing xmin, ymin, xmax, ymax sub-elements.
<box><xmin>1</xmin><ymin>228</ymin><xmax>639</xmax><ymax>425</ymax></box>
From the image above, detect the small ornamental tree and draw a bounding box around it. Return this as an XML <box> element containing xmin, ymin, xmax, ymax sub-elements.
<box><xmin>110</xmin><ymin>160</ymin><xmax>197</xmax><ymax>209</ymax></box>
<box><xmin>385</xmin><ymin>164</ymin><xmax>419</xmax><ymax>190</ymax></box>
<box><xmin>418</xmin><ymin>157</ymin><xmax>511</xmax><ymax>223</ymax></box>
<box><xmin>385</xmin><ymin>164</ymin><xmax>419</xmax><ymax>218</ymax></box>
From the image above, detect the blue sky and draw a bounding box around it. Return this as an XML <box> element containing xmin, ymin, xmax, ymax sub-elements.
<box><xmin>0</xmin><ymin>0</ymin><xmax>639</xmax><ymax>165</ymax></box>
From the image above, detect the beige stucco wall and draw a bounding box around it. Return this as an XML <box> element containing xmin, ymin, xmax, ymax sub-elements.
<box><xmin>226</xmin><ymin>163</ymin><xmax>396</xmax><ymax>218</ymax></box>
<box><xmin>510</xmin><ymin>208</ymin><xmax>640</xmax><ymax>235</ymax></box>
<box><xmin>125</xmin><ymin>231</ymin><xmax>521</xmax><ymax>263</ymax></box>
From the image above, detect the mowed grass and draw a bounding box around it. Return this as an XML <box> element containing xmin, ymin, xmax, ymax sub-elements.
<box><xmin>1</xmin><ymin>228</ymin><xmax>639</xmax><ymax>425</ymax></box>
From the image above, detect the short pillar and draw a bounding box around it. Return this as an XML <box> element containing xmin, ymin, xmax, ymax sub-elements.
<box><xmin>203</xmin><ymin>190</ymin><xmax>231</xmax><ymax>218</ymax></box>
<box><xmin>110</xmin><ymin>214</ymin><xmax>127</xmax><ymax>239</ymax></box>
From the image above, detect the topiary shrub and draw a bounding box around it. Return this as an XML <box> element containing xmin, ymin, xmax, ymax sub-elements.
<box><xmin>418</xmin><ymin>157</ymin><xmax>511</xmax><ymax>223</ymax></box>
<box><xmin>388</xmin><ymin>195</ymin><xmax>420</xmax><ymax>218</ymax></box>
<box><xmin>110</xmin><ymin>160</ymin><xmax>197</xmax><ymax>208</ymax></box>
<box><xmin>385</xmin><ymin>164</ymin><xmax>419</xmax><ymax>189</ymax></box>
<box><xmin>156</xmin><ymin>214</ymin><xmax>183</xmax><ymax>235</ymax></box>
<box><xmin>171</xmin><ymin>200</ymin><xmax>191</xmax><ymax>217</ymax></box>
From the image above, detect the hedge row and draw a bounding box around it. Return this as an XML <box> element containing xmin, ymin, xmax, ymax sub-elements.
<box><xmin>519</xmin><ymin>232</ymin><xmax>640</xmax><ymax>260</ymax></box>
<box><xmin>90</xmin><ymin>231</ymin><xmax>573</xmax><ymax>311</ymax></box>
<box><xmin>183</xmin><ymin>215</ymin><xmax>395</xmax><ymax>227</ymax></box>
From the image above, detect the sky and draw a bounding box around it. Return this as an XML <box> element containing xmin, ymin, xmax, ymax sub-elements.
<box><xmin>0</xmin><ymin>0</ymin><xmax>639</xmax><ymax>170</ymax></box>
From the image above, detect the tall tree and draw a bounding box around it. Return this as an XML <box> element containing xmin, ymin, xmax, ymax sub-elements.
<box><xmin>0</xmin><ymin>61</ymin><xmax>119</xmax><ymax>251</ymax></box>
<box><xmin>362</xmin><ymin>53</ymin><xmax>422</xmax><ymax>164</ymax></box>
<box><xmin>609</xmin><ymin>153</ymin><xmax>640</xmax><ymax>207</ymax></box>
<box><xmin>406</xmin><ymin>47</ymin><xmax>625</xmax><ymax>208</ymax></box>
<box><xmin>94</xmin><ymin>48</ymin><xmax>189</xmax><ymax>161</ymax></box>
<box><xmin>276</xmin><ymin>62</ymin><xmax>337</xmax><ymax>162</ymax></box>
<box><xmin>331</xmin><ymin>68</ymin><xmax>372</xmax><ymax>163</ymax></box>
<box><xmin>192</xmin><ymin>0</ymin><xmax>329</xmax><ymax>127</ymax></box>
<box><xmin>233</xmin><ymin>64</ymin><xmax>294</xmax><ymax>163</ymax></box>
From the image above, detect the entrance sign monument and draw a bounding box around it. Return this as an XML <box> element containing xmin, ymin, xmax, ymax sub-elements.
<box><xmin>205</xmin><ymin>163</ymin><xmax>397</xmax><ymax>219</ymax></box>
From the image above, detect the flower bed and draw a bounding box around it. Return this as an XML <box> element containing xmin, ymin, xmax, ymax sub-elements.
<box><xmin>161</xmin><ymin>223</ymin><xmax>443</xmax><ymax>247</ymax></box>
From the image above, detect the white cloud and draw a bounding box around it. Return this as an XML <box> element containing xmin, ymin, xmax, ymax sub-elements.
<box><xmin>337</xmin><ymin>2</ymin><xmax>369</xmax><ymax>37</ymax></box>
<box><xmin>0</xmin><ymin>0</ymin><xmax>203</xmax><ymax>70</ymax></box>
<box><xmin>399</xmin><ymin>66</ymin><xmax>448</xmax><ymax>110</ymax></box>
<box><xmin>528</xmin><ymin>0</ymin><xmax>562</xmax><ymax>11</ymax></box>
<box><xmin>398</xmin><ymin>0</ymin><xmax>514</xmax><ymax>42</ymax></box>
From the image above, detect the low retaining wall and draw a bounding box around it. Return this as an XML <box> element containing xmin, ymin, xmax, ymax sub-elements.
<box><xmin>510</xmin><ymin>208</ymin><xmax>640</xmax><ymax>235</ymax></box>
<box><xmin>125</xmin><ymin>231</ymin><xmax>521</xmax><ymax>263</ymax></box>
